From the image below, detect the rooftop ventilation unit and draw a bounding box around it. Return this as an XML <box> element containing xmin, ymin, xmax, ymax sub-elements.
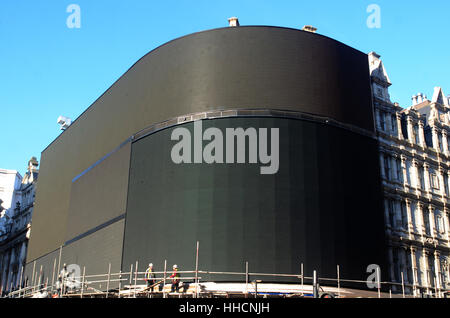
<box><xmin>57</xmin><ymin>116</ymin><xmax>72</xmax><ymax>130</ymax></box>
<box><xmin>302</xmin><ymin>25</ymin><xmax>317</xmax><ymax>33</ymax></box>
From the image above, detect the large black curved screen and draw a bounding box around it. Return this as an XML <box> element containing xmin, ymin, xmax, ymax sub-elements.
<box><xmin>122</xmin><ymin>117</ymin><xmax>386</xmax><ymax>281</ymax></box>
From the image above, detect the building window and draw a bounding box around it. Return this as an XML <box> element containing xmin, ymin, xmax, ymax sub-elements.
<box><xmin>441</xmin><ymin>258</ymin><xmax>450</xmax><ymax>288</ymax></box>
<box><xmin>377</xmin><ymin>88</ymin><xmax>383</xmax><ymax>97</ymax></box>
<box><xmin>410</xmin><ymin>203</ymin><xmax>418</xmax><ymax>232</ymax></box>
<box><xmin>393</xmin><ymin>248</ymin><xmax>400</xmax><ymax>282</ymax></box>
<box><xmin>388</xmin><ymin>200</ymin><xmax>395</xmax><ymax>228</ymax></box>
<box><xmin>391</xmin><ymin>115</ymin><xmax>397</xmax><ymax>134</ymax></box>
<box><xmin>444</xmin><ymin>174</ymin><xmax>449</xmax><ymax>196</ymax></box>
<box><xmin>423</xmin><ymin>210</ymin><xmax>431</xmax><ymax>236</ymax></box>
<box><xmin>439</xmin><ymin>134</ymin><xmax>444</xmax><ymax>152</ymax></box>
<box><xmin>436</xmin><ymin>214</ymin><xmax>445</xmax><ymax>234</ymax></box>
<box><xmin>419</xmin><ymin>167</ymin><xmax>425</xmax><ymax>190</ymax></box>
<box><xmin>427</xmin><ymin>255</ymin><xmax>435</xmax><ymax>287</ymax></box>
<box><xmin>406</xmin><ymin>255</ymin><xmax>413</xmax><ymax>285</ymax></box>
<box><xmin>401</xmin><ymin>201</ymin><xmax>408</xmax><ymax>229</ymax></box>
<box><xmin>414</xmin><ymin>125</ymin><xmax>420</xmax><ymax>144</ymax></box>
<box><xmin>396</xmin><ymin>159</ymin><xmax>402</xmax><ymax>182</ymax></box>
<box><xmin>417</xmin><ymin>251</ymin><xmax>425</xmax><ymax>285</ymax></box>
<box><xmin>384</xmin><ymin>155</ymin><xmax>391</xmax><ymax>180</ymax></box>
<box><xmin>430</xmin><ymin>172</ymin><xmax>439</xmax><ymax>190</ymax></box>
<box><xmin>380</xmin><ymin>112</ymin><xmax>386</xmax><ymax>131</ymax></box>
<box><xmin>406</xmin><ymin>160</ymin><xmax>412</xmax><ymax>185</ymax></box>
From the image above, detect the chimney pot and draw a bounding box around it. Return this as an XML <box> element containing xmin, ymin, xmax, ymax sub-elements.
<box><xmin>228</xmin><ymin>17</ymin><xmax>239</xmax><ymax>27</ymax></box>
<box><xmin>417</xmin><ymin>93</ymin><xmax>423</xmax><ymax>104</ymax></box>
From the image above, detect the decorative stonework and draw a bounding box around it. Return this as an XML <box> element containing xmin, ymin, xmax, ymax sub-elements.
<box><xmin>371</xmin><ymin>52</ymin><xmax>450</xmax><ymax>294</ymax></box>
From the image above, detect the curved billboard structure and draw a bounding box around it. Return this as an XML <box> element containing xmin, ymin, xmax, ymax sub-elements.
<box><xmin>25</xmin><ymin>26</ymin><xmax>387</xmax><ymax>286</ymax></box>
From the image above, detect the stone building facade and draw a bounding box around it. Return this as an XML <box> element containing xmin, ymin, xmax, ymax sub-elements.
<box><xmin>0</xmin><ymin>157</ymin><xmax>39</xmax><ymax>295</ymax></box>
<box><xmin>370</xmin><ymin>52</ymin><xmax>450</xmax><ymax>296</ymax></box>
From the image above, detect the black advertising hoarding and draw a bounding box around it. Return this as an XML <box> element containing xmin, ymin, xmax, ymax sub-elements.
<box><xmin>26</xmin><ymin>26</ymin><xmax>385</xmax><ymax>287</ymax></box>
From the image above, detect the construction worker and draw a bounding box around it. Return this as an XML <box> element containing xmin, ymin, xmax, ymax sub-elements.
<box><xmin>170</xmin><ymin>264</ymin><xmax>181</xmax><ymax>293</ymax></box>
<box><xmin>56</xmin><ymin>274</ymin><xmax>63</xmax><ymax>297</ymax></box>
<box><xmin>145</xmin><ymin>263</ymin><xmax>156</xmax><ymax>291</ymax></box>
<box><xmin>58</xmin><ymin>264</ymin><xmax>69</xmax><ymax>295</ymax></box>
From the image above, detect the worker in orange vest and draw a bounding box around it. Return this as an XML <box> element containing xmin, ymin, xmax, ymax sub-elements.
<box><xmin>170</xmin><ymin>264</ymin><xmax>181</xmax><ymax>292</ymax></box>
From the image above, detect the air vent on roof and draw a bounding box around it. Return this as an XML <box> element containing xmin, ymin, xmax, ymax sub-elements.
<box><xmin>302</xmin><ymin>25</ymin><xmax>317</xmax><ymax>33</ymax></box>
<box><xmin>57</xmin><ymin>116</ymin><xmax>72</xmax><ymax>130</ymax></box>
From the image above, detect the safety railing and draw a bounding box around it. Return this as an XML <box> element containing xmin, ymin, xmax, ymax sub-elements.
<box><xmin>3</xmin><ymin>242</ymin><xmax>449</xmax><ymax>299</ymax></box>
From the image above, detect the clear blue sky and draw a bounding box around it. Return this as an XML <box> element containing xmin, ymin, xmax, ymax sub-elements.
<box><xmin>1</xmin><ymin>0</ymin><xmax>449</xmax><ymax>174</ymax></box>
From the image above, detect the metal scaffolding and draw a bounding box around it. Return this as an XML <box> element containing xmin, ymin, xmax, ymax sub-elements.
<box><xmin>3</xmin><ymin>242</ymin><xmax>448</xmax><ymax>299</ymax></box>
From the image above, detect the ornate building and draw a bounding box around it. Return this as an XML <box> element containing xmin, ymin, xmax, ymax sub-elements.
<box><xmin>370</xmin><ymin>52</ymin><xmax>450</xmax><ymax>296</ymax></box>
<box><xmin>0</xmin><ymin>157</ymin><xmax>39</xmax><ymax>295</ymax></box>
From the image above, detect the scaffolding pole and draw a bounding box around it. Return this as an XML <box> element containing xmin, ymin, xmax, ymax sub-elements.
<box><xmin>313</xmin><ymin>270</ymin><xmax>318</xmax><ymax>298</ymax></box>
<box><xmin>195</xmin><ymin>241</ymin><xmax>199</xmax><ymax>299</ymax></box>
<box><xmin>57</xmin><ymin>245</ymin><xmax>62</xmax><ymax>279</ymax></box>
<box><xmin>376</xmin><ymin>266</ymin><xmax>381</xmax><ymax>299</ymax></box>
<box><xmin>118</xmin><ymin>270</ymin><xmax>122</xmax><ymax>298</ymax></box>
<box><xmin>337</xmin><ymin>265</ymin><xmax>340</xmax><ymax>298</ymax></box>
<box><xmin>38</xmin><ymin>265</ymin><xmax>43</xmax><ymax>289</ymax></box>
<box><xmin>106</xmin><ymin>263</ymin><xmax>111</xmax><ymax>298</ymax></box>
<box><xmin>245</xmin><ymin>261</ymin><xmax>249</xmax><ymax>295</ymax></box>
<box><xmin>163</xmin><ymin>260</ymin><xmax>167</xmax><ymax>298</ymax></box>
<box><xmin>134</xmin><ymin>261</ymin><xmax>138</xmax><ymax>298</ymax></box>
<box><xmin>129</xmin><ymin>264</ymin><xmax>133</xmax><ymax>283</ymax></box>
<box><xmin>401</xmin><ymin>271</ymin><xmax>405</xmax><ymax>298</ymax></box>
<box><xmin>80</xmin><ymin>266</ymin><xmax>86</xmax><ymax>298</ymax></box>
<box><xmin>301</xmin><ymin>263</ymin><xmax>304</xmax><ymax>296</ymax></box>
<box><xmin>31</xmin><ymin>261</ymin><xmax>36</xmax><ymax>293</ymax></box>
<box><xmin>51</xmin><ymin>258</ymin><xmax>56</xmax><ymax>293</ymax></box>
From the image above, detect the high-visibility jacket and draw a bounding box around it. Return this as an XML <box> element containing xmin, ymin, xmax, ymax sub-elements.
<box><xmin>170</xmin><ymin>270</ymin><xmax>180</xmax><ymax>283</ymax></box>
<box><xmin>145</xmin><ymin>268</ymin><xmax>155</xmax><ymax>281</ymax></box>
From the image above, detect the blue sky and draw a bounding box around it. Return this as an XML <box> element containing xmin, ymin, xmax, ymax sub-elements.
<box><xmin>1</xmin><ymin>0</ymin><xmax>449</xmax><ymax>173</ymax></box>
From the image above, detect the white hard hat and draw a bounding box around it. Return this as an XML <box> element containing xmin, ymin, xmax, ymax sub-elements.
<box><xmin>173</xmin><ymin>264</ymin><xmax>178</xmax><ymax>269</ymax></box>
<box><xmin>149</xmin><ymin>263</ymin><xmax>153</xmax><ymax>267</ymax></box>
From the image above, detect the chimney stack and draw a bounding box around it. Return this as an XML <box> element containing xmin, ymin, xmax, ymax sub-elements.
<box><xmin>228</xmin><ymin>17</ymin><xmax>240</xmax><ymax>27</ymax></box>
<box><xmin>417</xmin><ymin>93</ymin><xmax>423</xmax><ymax>104</ymax></box>
<box><xmin>412</xmin><ymin>94</ymin><xmax>418</xmax><ymax>106</ymax></box>
<box><xmin>28</xmin><ymin>157</ymin><xmax>39</xmax><ymax>173</ymax></box>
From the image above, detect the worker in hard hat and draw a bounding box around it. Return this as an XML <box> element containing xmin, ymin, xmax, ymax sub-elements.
<box><xmin>145</xmin><ymin>263</ymin><xmax>156</xmax><ymax>291</ymax></box>
<box><xmin>59</xmin><ymin>264</ymin><xmax>69</xmax><ymax>295</ymax></box>
<box><xmin>170</xmin><ymin>264</ymin><xmax>181</xmax><ymax>293</ymax></box>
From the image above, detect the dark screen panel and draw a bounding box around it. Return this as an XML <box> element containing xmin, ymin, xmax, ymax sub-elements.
<box><xmin>122</xmin><ymin>117</ymin><xmax>387</xmax><ymax>282</ymax></box>
<box><xmin>65</xmin><ymin>142</ymin><xmax>131</xmax><ymax>241</ymax></box>
<box><xmin>61</xmin><ymin>219</ymin><xmax>125</xmax><ymax>290</ymax></box>
<box><xmin>23</xmin><ymin>248</ymin><xmax>61</xmax><ymax>289</ymax></box>
<box><xmin>23</xmin><ymin>220</ymin><xmax>124</xmax><ymax>291</ymax></box>
<box><xmin>27</xmin><ymin>26</ymin><xmax>374</xmax><ymax>266</ymax></box>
